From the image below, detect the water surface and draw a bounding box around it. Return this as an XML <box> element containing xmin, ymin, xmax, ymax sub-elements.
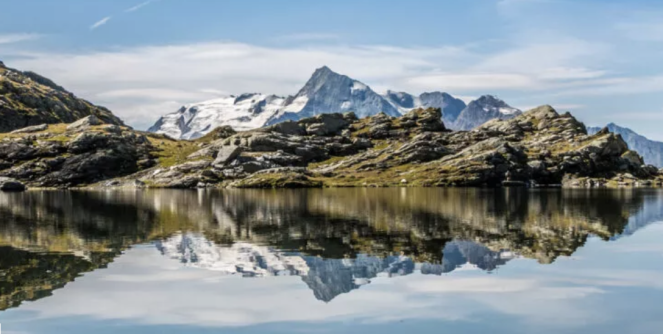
<box><xmin>1</xmin><ymin>188</ymin><xmax>663</xmax><ymax>333</ymax></box>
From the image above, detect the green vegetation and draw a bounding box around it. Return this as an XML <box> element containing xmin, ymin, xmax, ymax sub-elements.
<box><xmin>146</xmin><ymin>135</ymin><xmax>201</xmax><ymax>168</ymax></box>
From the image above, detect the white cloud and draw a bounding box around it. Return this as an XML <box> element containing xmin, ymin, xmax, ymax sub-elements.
<box><xmin>0</xmin><ymin>33</ymin><xmax>40</xmax><ymax>44</ymax></box>
<box><xmin>90</xmin><ymin>16</ymin><xmax>112</xmax><ymax>30</ymax></box>
<box><xmin>3</xmin><ymin>33</ymin><xmax>660</xmax><ymax>131</ymax></box>
<box><xmin>125</xmin><ymin>0</ymin><xmax>157</xmax><ymax>13</ymax></box>
<box><xmin>407</xmin><ymin>73</ymin><xmax>534</xmax><ymax>90</ymax></box>
<box><xmin>10</xmin><ymin>247</ymin><xmax>609</xmax><ymax>329</ymax></box>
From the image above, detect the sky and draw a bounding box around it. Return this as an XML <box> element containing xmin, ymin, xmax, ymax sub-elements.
<box><xmin>1</xmin><ymin>0</ymin><xmax>663</xmax><ymax>140</ymax></box>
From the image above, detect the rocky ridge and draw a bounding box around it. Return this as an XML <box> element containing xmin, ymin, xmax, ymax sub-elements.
<box><xmin>118</xmin><ymin>105</ymin><xmax>663</xmax><ymax>189</ymax></box>
<box><xmin>1</xmin><ymin>105</ymin><xmax>662</xmax><ymax>189</ymax></box>
<box><xmin>0</xmin><ymin>61</ymin><xmax>123</xmax><ymax>133</ymax></box>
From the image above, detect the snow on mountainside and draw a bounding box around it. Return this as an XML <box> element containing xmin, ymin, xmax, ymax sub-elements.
<box><xmin>147</xmin><ymin>94</ymin><xmax>285</xmax><ymax>139</ymax></box>
<box><xmin>266</xmin><ymin>66</ymin><xmax>400</xmax><ymax>125</ymax></box>
<box><xmin>147</xmin><ymin>67</ymin><xmax>519</xmax><ymax>139</ymax></box>
<box><xmin>588</xmin><ymin>123</ymin><xmax>663</xmax><ymax>167</ymax></box>
<box><xmin>155</xmin><ymin>233</ymin><xmax>518</xmax><ymax>301</ymax></box>
<box><xmin>453</xmin><ymin>95</ymin><xmax>522</xmax><ymax>130</ymax></box>
<box><xmin>156</xmin><ymin>232</ymin><xmax>309</xmax><ymax>276</ymax></box>
<box><xmin>382</xmin><ymin>90</ymin><xmax>467</xmax><ymax>126</ymax></box>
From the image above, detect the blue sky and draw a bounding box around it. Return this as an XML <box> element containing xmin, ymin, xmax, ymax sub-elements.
<box><xmin>1</xmin><ymin>0</ymin><xmax>663</xmax><ymax>139</ymax></box>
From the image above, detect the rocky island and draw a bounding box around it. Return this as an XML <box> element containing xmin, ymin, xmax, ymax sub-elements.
<box><xmin>1</xmin><ymin>61</ymin><xmax>662</xmax><ymax>190</ymax></box>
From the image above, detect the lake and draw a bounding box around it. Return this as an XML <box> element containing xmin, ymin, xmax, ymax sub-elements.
<box><xmin>1</xmin><ymin>188</ymin><xmax>663</xmax><ymax>334</ymax></box>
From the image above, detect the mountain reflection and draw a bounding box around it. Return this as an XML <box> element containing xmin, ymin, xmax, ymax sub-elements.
<box><xmin>0</xmin><ymin>188</ymin><xmax>662</xmax><ymax>308</ymax></box>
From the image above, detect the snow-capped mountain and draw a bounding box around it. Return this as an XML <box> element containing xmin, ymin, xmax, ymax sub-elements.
<box><xmin>266</xmin><ymin>66</ymin><xmax>401</xmax><ymax>125</ymax></box>
<box><xmin>588</xmin><ymin>123</ymin><xmax>663</xmax><ymax>167</ymax></box>
<box><xmin>156</xmin><ymin>233</ymin><xmax>518</xmax><ymax>302</ymax></box>
<box><xmin>382</xmin><ymin>91</ymin><xmax>467</xmax><ymax>125</ymax></box>
<box><xmin>453</xmin><ymin>95</ymin><xmax>522</xmax><ymax>130</ymax></box>
<box><xmin>147</xmin><ymin>67</ymin><xmax>520</xmax><ymax>139</ymax></box>
<box><xmin>147</xmin><ymin>94</ymin><xmax>285</xmax><ymax>140</ymax></box>
<box><xmin>156</xmin><ymin>232</ymin><xmax>309</xmax><ymax>276</ymax></box>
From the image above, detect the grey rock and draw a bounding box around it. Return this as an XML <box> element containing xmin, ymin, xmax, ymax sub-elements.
<box><xmin>10</xmin><ymin>124</ymin><xmax>48</xmax><ymax>134</ymax></box>
<box><xmin>66</xmin><ymin>115</ymin><xmax>104</xmax><ymax>132</ymax></box>
<box><xmin>212</xmin><ymin>145</ymin><xmax>242</xmax><ymax>167</ymax></box>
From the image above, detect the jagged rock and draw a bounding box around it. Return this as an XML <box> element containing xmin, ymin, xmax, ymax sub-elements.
<box><xmin>10</xmin><ymin>124</ymin><xmax>48</xmax><ymax>134</ymax></box>
<box><xmin>0</xmin><ymin>177</ymin><xmax>26</xmax><ymax>191</ymax></box>
<box><xmin>621</xmin><ymin>150</ymin><xmax>644</xmax><ymax>167</ymax></box>
<box><xmin>300</xmin><ymin>113</ymin><xmax>351</xmax><ymax>136</ymax></box>
<box><xmin>212</xmin><ymin>145</ymin><xmax>242</xmax><ymax>168</ymax></box>
<box><xmin>171</xmin><ymin>160</ymin><xmax>211</xmax><ymax>173</ymax></box>
<box><xmin>66</xmin><ymin>115</ymin><xmax>104</xmax><ymax>132</ymax></box>
<box><xmin>264</xmin><ymin>121</ymin><xmax>306</xmax><ymax>136</ymax></box>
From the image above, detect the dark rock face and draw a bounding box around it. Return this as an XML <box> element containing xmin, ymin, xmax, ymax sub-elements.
<box><xmin>588</xmin><ymin>123</ymin><xmax>663</xmax><ymax>168</ymax></box>
<box><xmin>0</xmin><ymin>123</ymin><xmax>154</xmax><ymax>188</ymax></box>
<box><xmin>0</xmin><ymin>62</ymin><xmax>124</xmax><ymax>133</ymax></box>
<box><xmin>0</xmin><ymin>177</ymin><xmax>26</xmax><ymax>191</ymax></box>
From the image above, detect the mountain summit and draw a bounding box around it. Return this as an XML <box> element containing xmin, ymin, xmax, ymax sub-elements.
<box><xmin>266</xmin><ymin>66</ymin><xmax>400</xmax><ymax>125</ymax></box>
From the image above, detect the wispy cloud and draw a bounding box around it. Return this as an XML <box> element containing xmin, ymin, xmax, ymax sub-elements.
<box><xmin>2</xmin><ymin>38</ymin><xmax>639</xmax><ymax>129</ymax></box>
<box><xmin>125</xmin><ymin>0</ymin><xmax>157</xmax><ymax>13</ymax></box>
<box><xmin>90</xmin><ymin>16</ymin><xmax>112</xmax><ymax>30</ymax></box>
<box><xmin>0</xmin><ymin>33</ymin><xmax>40</xmax><ymax>45</ymax></box>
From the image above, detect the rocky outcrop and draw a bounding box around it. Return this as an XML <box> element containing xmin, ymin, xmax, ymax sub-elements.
<box><xmin>105</xmin><ymin>105</ymin><xmax>663</xmax><ymax>189</ymax></box>
<box><xmin>588</xmin><ymin>123</ymin><xmax>663</xmax><ymax>167</ymax></box>
<box><xmin>0</xmin><ymin>62</ymin><xmax>123</xmax><ymax>133</ymax></box>
<box><xmin>0</xmin><ymin>177</ymin><xmax>25</xmax><ymax>191</ymax></box>
<box><xmin>0</xmin><ymin>121</ymin><xmax>155</xmax><ymax>188</ymax></box>
<box><xmin>10</xmin><ymin>124</ymin><xmax>48</xmax><ymax>134</ymax></box>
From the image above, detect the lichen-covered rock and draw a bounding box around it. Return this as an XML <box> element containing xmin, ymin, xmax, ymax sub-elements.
<box><xmin>66</xmin><ymin>115</ymin><xmax>104</xmax><ymax>132</ymax></box>
<box><xmin>0</xmin><ymin>62</ymin><xmax>123</xmax><ymax>133</ymax></box>
<box><xmin>10</xmin><ymin>124</ymin><xmax>48</xmax><ymax>134</ymax></box>
<box><xmin>0</xmin><ymin>125</ymin><xmax>155</xmax><ymax>188</ymax></box>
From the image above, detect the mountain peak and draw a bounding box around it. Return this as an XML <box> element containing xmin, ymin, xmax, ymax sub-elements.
<box><xmin>314</xmin><ymin>65</ymin><xmax>333</xmax><ymax>74</ymax></box>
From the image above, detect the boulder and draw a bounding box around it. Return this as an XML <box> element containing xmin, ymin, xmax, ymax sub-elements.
<box><xmin>66</xmin><ymin>115</ymin><xmax>103</xmax><ymax>132</ymax></box>
<box><xmin>212</xmin><ymin>145</ymin><xmax>242</xmax><ymax>168</ymax></box>
<box><xmin>10</xmin><ymin>124</ymin><xmax>48</xmax><ymax>134</ymax></box>
<box><xmin>301</xmin><ymin>113</ymin><xmax>351</xmax><ymax>136</ymax></box>
<box><xmin>0</xmin><ymin>177</ymin><xmax>26</xmax><ymax>191</ymax></box>
<box><xmin>264</xmin><ymin>121</ymin><xmax>306</xmax><ymax>136</ymax></box>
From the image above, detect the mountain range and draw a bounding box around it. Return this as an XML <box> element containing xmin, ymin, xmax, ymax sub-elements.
<box><xmin>147</xmin><ymin>66</ymin><xmax>522</xmax><ymax>139</ymax></box>
<box><xmin>156</xmin><ymin>232</ymin><xmax>517</xmax><ymax>302</ymax></box>
<box><xmin>588</xmin><ymin>123</ymin><xmax>663</xmax><ymax>167</ymax></box>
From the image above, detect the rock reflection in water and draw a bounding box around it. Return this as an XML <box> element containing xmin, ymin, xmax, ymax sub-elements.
<box><xmin>0</xmin><ymin>188</ymin><xmax>662</xmax><ymax>308</ymax></box>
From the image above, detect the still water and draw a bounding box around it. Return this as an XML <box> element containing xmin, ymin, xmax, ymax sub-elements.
<box><xmin>1</xmin><ymin>188</ymin><xmax>663</xmax><ymax>334</ymax></box>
